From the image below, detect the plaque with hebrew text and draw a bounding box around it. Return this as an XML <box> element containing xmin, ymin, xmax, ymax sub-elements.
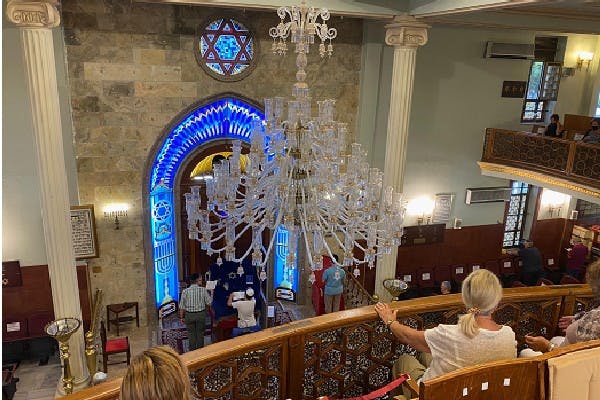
<box><xmin>71</xmin><ymin>205</ymin><xmax>99</xmax><ymax>259</ymax></box>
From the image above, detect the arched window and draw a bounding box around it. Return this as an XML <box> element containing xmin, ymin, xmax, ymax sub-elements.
<box><xmin>148</xmin><ymin>96</ymin><xmax>263</xmax><ymax>307</ymax></box>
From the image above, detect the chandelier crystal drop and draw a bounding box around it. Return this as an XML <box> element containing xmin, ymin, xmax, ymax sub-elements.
<box><xmin>185</xmin><ymin>1</ymin><xmax>405</xmax><ymax>282</ymax></box>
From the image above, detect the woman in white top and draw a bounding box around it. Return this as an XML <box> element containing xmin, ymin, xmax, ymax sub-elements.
<box><xmin>375</xmin><ymin>269</ymin><xmax>516</xmax><ymax>398</ymax></box>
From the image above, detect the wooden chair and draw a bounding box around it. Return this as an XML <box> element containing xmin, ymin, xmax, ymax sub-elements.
<box><xmin>407</xmin><ymin>356</ymin><xmax>544</xmax><ymax>400</ymax></box>
<box><xmin>100</xmin><ymin>320</ymin><xmax>130</xmax><ymax>373</ymax></box>
<box><xmin>546</xmin><ymin>341</ymin><xmax>600</xmax><ymax>400</ymax></box>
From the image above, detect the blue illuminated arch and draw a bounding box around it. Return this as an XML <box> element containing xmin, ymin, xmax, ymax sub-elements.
<box><xmin>149</xmin><ymin>96</ymin><xmax>264</xmax><ymax>307</ymax></box>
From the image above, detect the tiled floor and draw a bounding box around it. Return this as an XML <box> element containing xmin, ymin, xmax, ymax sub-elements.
<box><xmin>9</xmin><ymin>303</ymin><xmax>315</xmax><ymax>399</ymax></box>
<box><xmin>10</xmin><ymin>321</ymin><xmax>153</xmax><ymax>400</ymax></box>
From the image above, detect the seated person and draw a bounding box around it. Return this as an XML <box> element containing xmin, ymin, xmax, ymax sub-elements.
<box><xmin>121</xmin><ymin>346</ymin><xmax>191</xmax><ymax>400</ymax></box>
<box><xmin>375</xmin><ymin>269</ymin><xmax>516</xmax><ymax>399</ymax></box>
<box><xmin>544</xmin><ymin>113</ymin><xmax>563</xmax><ymax>138</ymax></box>
<box><xmin>582</xmin><ymin>118</ymin><xmax>600</xmax><ymax>145</ymax></box>
<box><xmin>440</xmin><ymin>280</ymin><xmax>452</xmax><ymax>295</ymax></box>
<box><xmin>524</xmin><ymin>260</ymin><xmax>600</xmax><ymax>354</ymax></box>
<box><xmin>228</xmin><ymin>287</ymin><xmax>260</xmax><ymax>337</ymax></box>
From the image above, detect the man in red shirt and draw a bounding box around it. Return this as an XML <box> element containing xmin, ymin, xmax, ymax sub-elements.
<box><xmin>567</xmin><ymin>237</ymin><xmax>588</xmax><ymax>280</ymax></box>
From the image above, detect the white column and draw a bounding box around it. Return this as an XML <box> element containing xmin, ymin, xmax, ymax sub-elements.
<box><xmin>376</xmin><ymin>16</ymin><xmax>429</xmax><ymax>301</ymax></box>
<box><xmin>6</xmin><ymin>0</ymin><xmax>90</xmax><ymax>391</ymax></box>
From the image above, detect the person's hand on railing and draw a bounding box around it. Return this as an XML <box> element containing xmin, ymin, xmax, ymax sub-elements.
<box><xmin>374</xmin><ymin>302</ymin><xmax>397</xmax><ymax>325</ymax></box>
<box><xmin>557</xmin><ymin>315</ymin><xmax>574</xmax><ymax>333</ymax></box>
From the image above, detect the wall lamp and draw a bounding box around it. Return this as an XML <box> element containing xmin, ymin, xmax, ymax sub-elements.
<box><xmin>103</xmin><ymin>203</ymin><xmax>128</xmax><ymax>230</ymax></box>
<box><xmin>540</xmin><ymin>189</ymin><xmax>570</xmax><ymax>218</ymax></box>
<box><xmin>576</xmin><ymin>51</ymin><xmax>593</xmax><ymax>70</ymax></box>
<box><xmin>407</xmin><ymin>196</ymin><xmax>435</xmax><ymax>225</ymax></box>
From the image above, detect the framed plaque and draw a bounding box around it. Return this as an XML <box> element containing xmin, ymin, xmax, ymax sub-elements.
<box><xmin>70</xmin><ymin>205</ymin><xmax>99</xmax><ymax>259</ymax></box>
<box><xmin>433</xmin><ymin>193</ymin><xmax>455</xmax><ymax>225</ymax></box>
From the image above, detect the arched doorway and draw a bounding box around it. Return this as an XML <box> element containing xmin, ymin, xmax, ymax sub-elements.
<box><xmin>144</xmin><ymin>94</ymin><xmax>264</xmax><ymax>309</ymax></box>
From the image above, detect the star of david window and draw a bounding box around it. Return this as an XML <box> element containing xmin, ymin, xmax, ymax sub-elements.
<box><xmin>195</xmin><ymin>18</ymin><xmax>257</xmax><ymax>81</ymax></box>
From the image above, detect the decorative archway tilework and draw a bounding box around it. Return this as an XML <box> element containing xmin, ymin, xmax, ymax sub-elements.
<box><xmin>149</xmin><ymin>96</ymin><xmax>264</xmax><ymax>307</ymax></box>
<box><xmin>195</xmin><ymin>18</ymin><xmax>258</xmax><ymax>81</ymax></box>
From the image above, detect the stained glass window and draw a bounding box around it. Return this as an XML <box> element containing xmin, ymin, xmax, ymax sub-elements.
<box><xmin>503</xmin><ymin>181</ymin><xmax>530</xmax><ymax>248</ymax></box>
<box><xmin>196</xmin><ymin>18</ymin><xmax>256</xmax><ymax>81</ymax></box>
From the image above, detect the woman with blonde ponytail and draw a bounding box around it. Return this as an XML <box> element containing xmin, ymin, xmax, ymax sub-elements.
<box><xmin>375</xmin><ymin>269</ymin><xmax>516</xmax><ymax>398</ymax></box>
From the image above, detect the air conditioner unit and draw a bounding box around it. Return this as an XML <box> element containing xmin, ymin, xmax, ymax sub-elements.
<box><xmin>465</xmin><ymin>187</ymin><xmax>512</xmax><ymax>204</ymax></box>
<box><xmin>484</xmin><ymin>42</ymin><xmax>535</xmax><ymax>60</ymax></box>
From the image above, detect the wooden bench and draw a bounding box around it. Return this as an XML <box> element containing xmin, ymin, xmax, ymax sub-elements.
<box><xmin>404</xmin><ymin>340</ymin><xmax>600</xmax><ymax>400</ymax></box>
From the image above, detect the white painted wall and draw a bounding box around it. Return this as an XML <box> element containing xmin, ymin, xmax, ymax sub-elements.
<box><xmin>554</xmin><ymin>34</ymin><xmax>600</xmax><ymax>118</ymax></box>
<box><xmin>2</xmin><ymin>23</ymin><xmax>79</xmax><ymax>266</ymax></box>
<box><xmin>383</xmin><ymin>26</ymin><xmax>535</xmax><ymax>226</ymax></box>
<box><xmin>357</xmin><ymin>25</ymin><xmax>600</xmax><ymax>227</ymax></box>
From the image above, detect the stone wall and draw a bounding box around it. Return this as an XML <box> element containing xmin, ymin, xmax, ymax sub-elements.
<box><xmin>62</xmin><ymin>0</ymin><xmax>362</xmax><ymax>325</ymax></box>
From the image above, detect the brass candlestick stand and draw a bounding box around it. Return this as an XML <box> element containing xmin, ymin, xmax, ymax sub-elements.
<box><xmin>382</xmin><ymin>279</ymin><xmax>408</xmax><ymax>301</ymax></box>
<box><xmin>86</xmin><ymin>289</ymin><xmax>103</xmax><ymax>380</ymax></box>
<box><xmin>45</xmin><ymin>317</ymin><xmax>81</xmax><ymax>394</ymax></box>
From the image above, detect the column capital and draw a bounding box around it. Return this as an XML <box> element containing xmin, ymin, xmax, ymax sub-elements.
<box><xmin>6</xmin><ymin>0</ymin><xmax>60</xmax><ymax>28</ymax></box>
<box><xmin>385</xmin><ymin>15</ymin><xmax>429</xmax><ymax>49</ymax></box>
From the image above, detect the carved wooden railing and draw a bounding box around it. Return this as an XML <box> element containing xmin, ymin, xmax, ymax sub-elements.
<box><xmin>481</xmin><ymin>129</ymin><xmax>600</xmax><ymax>188</ymax></box>
<box><xmin>64</xmin><ymin>285</ymin><xmax>594</xmax><ymax>400</ymax></box>
<box><xmin>343</xmin><ymin>268</ymin><xmax>377</xmax><ymax>309</ymax></box>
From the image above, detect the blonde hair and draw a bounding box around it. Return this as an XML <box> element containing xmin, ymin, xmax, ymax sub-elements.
<box><xmin>121</xmin><ymin>346</ymin><xmax>191</xmax><ymax>400</ymax></box>
<box><xmin>586</xmin><ymin>260</ymin><xmax>600</xmax><ymax>297</ymax></box>
<box><xmin>458</xmin><ymin>269</ymin><xmax>503</xmax><ymax>339</ymax></box>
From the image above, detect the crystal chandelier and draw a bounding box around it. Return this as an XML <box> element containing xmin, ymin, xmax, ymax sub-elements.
<box><xmin>185</xmin><ymin>1</ymin><xmax>405</xmax><ymax>283</ymax></box>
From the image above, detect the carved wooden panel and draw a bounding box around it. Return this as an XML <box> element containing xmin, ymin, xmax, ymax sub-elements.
<box><xmin>192</xmin><ymin>344</ymin><xmax>284</xmax><ymax>399</ymax></box>
<box><xmin>572</xmin><ymin>145</ymin><xmax>600</xmax><ymax>181</ymax></box>
<box><xmin>298</xmin><ymin>296</ymin><xmax>562</xmax><ymax>399</ymax></box>
<box><xmin>491</xmin><ymin>130</ymin><xmax>570</xmax><ymax>171</ymax></box>
<box><xmin>301</xmin><ymin>322</ymin><xmax>412</xmax><ymax>399</ymax></box>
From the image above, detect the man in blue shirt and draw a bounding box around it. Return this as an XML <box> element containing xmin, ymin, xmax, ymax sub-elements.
<box><xmin>322</xmin><ymin>262</ymin><xmax>346</xmax><ymax>313</ymax></box>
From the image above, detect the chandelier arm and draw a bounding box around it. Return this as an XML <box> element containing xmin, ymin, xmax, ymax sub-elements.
<box><xmin>299</xmin><ymin>186</ymin><xmax>315</xmax><ymax>269</ymax></box>
<box><xmin>251</xmin><ymin>165</ymin><xmax>293</xmax><ymax>268</ymax></box>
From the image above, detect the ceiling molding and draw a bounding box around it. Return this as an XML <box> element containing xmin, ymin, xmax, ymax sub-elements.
<box><xmin>408</xmin><ymin>0</ymin><xmax>543</xmax><ymax>17</ymax></box>
<box><xmin>422</xmin><ymin>13</ymin><xmax>600</xmax><ymax>35</ymax></box>
<box><xmin>133</xmin><ymin>0</ymin><xmax>404</xmax><ymax>19</ymax></box>
<box><xmin>497</xmin><ymin>6</ymin><xmax>600</xmax><ymax>22</ymax></box>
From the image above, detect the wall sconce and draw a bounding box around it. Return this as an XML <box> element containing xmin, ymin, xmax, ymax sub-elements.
<box><xmin>576</xmin><ymin>51</ymin><xmax>593</xmax><ymax>70</ymax></box>
<box><xmin>407</xmin><ymin>196</ymin><xmax>435</xmax><ymax>225</ymax></box>
<box><xmin>540</xmin><ymin>189</ymin><xmax>570</xmax><ymax>218</ymax></box>
<box><xmin>103</xmin><ymin>203</ymin><xmax>128</xmax><ymax>230</ymax></box>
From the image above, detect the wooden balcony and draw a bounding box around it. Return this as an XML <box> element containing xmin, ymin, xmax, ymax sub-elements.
<box><xmin>479</xmin><ymin>129</ymin><xmax>600</xmax><ymax>201</ymax></box>
<box><xmin>64</xmin><ymin>285</ymin><xmax>594</xmax><ymax>400</ymax></box>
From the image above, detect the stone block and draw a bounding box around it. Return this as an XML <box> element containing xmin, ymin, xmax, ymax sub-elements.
<box><xmin>84</xmin><ymin>62</ymin><xmax>152</xmax><ymax>81</ymax></box>
<box><xmin>72</xmin><ymin>112</ymin><xmax>105</xmax><ymax>129</ymax></box>
<box><xmin>103</xmin><ymin>112</ymin><xmax>139</xmax><ymax>126</ymax></box>
<box><xmin>66</xmin><ymin>61</ymin><xmax>84</xmax><ymax>79</ymax></box>
<box><xmin>70</xmin><ymin>79</ymin><xmax>103</xmax><ymax>97</ymax></box>
<box><xmin>132</xmin><ymin>34</ymin><xmax>181</xmax><ymax>50</ymax></box>
<box><xmin>133</xmin><ymin>97</ymin><xmax>182</xmax><ymax>113</ymax></box>
<box><xmin>76</xmin><ymin>157</ymin><xmax>94</xmax><ymax>173</ymax></box>
<box><xmin>134</xmin><ymin>82</ymin><xmax>196</xmax><ymax>98</ymax></box>
<box><xmin>151</xmin><ymin>65</ymin><xmax>182</xmax><ymax>81</ymax></box>
<box><xmin>71</xmin><ymin>96</ymin><xmax>106</xmax><ymax>113</ymax></box>
<box><xmin>139</xmin><ymin>113</ymin><xmax>174</xmax><ymax>127</ymax></box>
<box><xmin>62</xmin><ymin>12</ymin><xmax>98</xmax><ymax>30</ymax></box>
<box><xmin>103</xmin><ymin>82</ymin><xmax>135</xmax><ymax>97</ymax></box>
<box><xmin>75</xmin><ymin>142</ymin><xmax>109</xmax><ymax>157</ymax></box>
<box><xmin>133</xmin><ymin>49</ymin><xmax>167</xmax><ymax>65</ymax></box>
